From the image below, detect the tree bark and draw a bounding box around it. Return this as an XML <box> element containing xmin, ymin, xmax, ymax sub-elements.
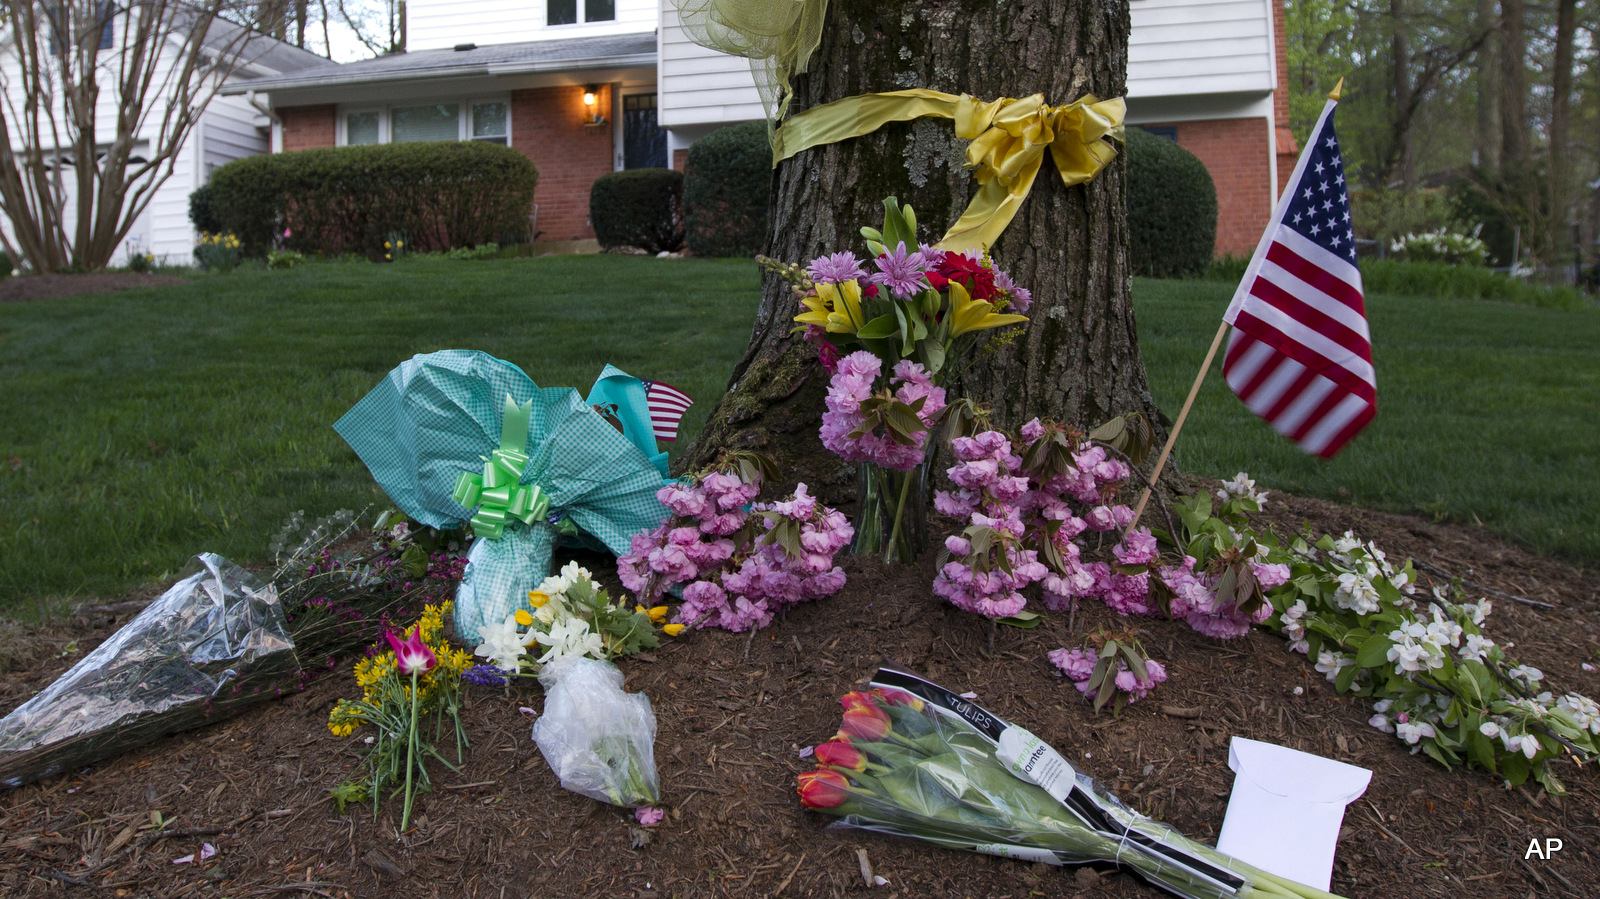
<box><xmin>1474</xmin><ymin>0</ymin><xmax>1500</xmax><ymax>171</ymax></box>
<box><xmin>682</xmin><ymin>0</ymin><xmax>1152</xmax><ymax>498</ymax></box>
<box><xmin>1498</xmin><ymin>0</ymin><xmax>1527</xmax><ymax>166</ymax></box>
<box><xmin>1550</xmin><ymin>0</ymin><xmax>1576</xmax><ymax>254</ymax></box>
<box><xmin>1389</xmin><ymin>0</ymin><xmax>1415</xmax><ymax>190</ymax></box>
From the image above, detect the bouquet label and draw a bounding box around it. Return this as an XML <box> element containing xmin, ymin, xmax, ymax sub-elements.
<box><xmin>996</xmin><ymin>727</ymin><xmax>1078</xmax><ymax>803</ymax></box>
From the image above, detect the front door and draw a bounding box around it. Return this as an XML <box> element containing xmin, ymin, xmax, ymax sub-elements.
<box><xmin>623</xmin><ymin>94</ymin><xmax>667</xmax><ymax>169</ymax></box>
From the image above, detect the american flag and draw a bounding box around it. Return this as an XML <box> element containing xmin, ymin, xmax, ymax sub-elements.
<box><xmin>1222</xmin><ymin>96</ymin><xmax>1375</xmax><ymax>458</ymax></box>
<box><xmin>641</xmin><ymin>379</ymin><xmax>694</xmax><ymax>443</ymax></box>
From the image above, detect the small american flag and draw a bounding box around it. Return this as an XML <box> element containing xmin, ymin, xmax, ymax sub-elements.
<box><xmin>641</xmin><ymin>379</ymin><xmax>694</xmax><ymax>442</ymax></box>
<box><xmin>1222</xmin><ymin>94</ymin><xmax>1375</xmax><ymax>458</ymax></box>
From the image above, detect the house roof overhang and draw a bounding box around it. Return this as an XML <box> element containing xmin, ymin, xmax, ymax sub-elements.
<box><xmin>219</xmin><ymin>34</ymin><xmax>657</xmax><ymax>97</ymax></box>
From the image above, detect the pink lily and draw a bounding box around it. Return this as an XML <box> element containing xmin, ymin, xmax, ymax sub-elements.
<box><xmin>386</xmin><ymin>626</ymin><xmax>437</xmax><ymax>676</ymax></box>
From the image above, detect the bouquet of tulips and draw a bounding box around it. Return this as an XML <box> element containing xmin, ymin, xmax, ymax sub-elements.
<box><xmin>797</xmin><ymin>665</ymin><xmax>1346</xmax><ymax>899</ymax></box>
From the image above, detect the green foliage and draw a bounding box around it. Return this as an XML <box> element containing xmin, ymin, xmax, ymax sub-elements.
<box><xmin>444</xmin><ymin>243</ymin><xmax>501</xmax><ymax>261</ymax></box>
<box><xmin>1360</xmin><ymin>259</ymin><xmax>1587</xmax><ymax>310</ymax></box>
<box><xmin>125</xmin><ymin>250</ymin><xmax>157</xmax><ymax>274</ymax></box>
<box><xmin>590</xmin><ymin>169</ymin><xmax>684</xmax><ymax>254</ymax></box>
<box><xmin>684</xmin><ymin>121</ymin><xmax>770</xmax><ymax>258</ymax></box>
<box><xmin>187</xmin><ymin>184</ymin><xmax>223</xmax><ymax>235</ymax></box>
<box><xmin>0</xmin><ymin>251</ymin><xmax>13</xmax><ymax>278</ymax></box>
<box><xmin>208</xmin><ymin>142</ymin><xmax>538</xmax><ymax>258</ymax></box>
<box><xmin>1449</xmin><ymin>162</ymin><xmax>1556</xmax><ymax>266</ymax></box>
<box><xmin>1351</xmin><ymin>188</ymin><xmax>1465</xmax><ymax>247</ymax></box>
<box><xmin>1126</xmin><ymin>128</ymin><xmax>1217</xmax><ymax>278</ymax></box>
<box><xmin>267</xmin><ymin>250</ymin><xmax>305</xmax><ymax>270</ymax></box>
<box><xmin>1388</xmin><ymin>229</ymin><xmax>1489</xmax><ymax>267</ymax></box>
<box><xmin>194</xmin><ymin>233</ymin><xmax>243</xmax><ymax>272</ymax></box>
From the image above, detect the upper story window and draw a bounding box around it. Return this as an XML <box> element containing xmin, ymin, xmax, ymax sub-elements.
<box><xmin>548</xmin><ymin>0</ymin><xmax>614</xmax><ymax>26</ymax></box>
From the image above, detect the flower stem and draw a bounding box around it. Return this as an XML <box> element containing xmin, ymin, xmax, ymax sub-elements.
<box><xmin>401</xmin><ymin>670</ymin><xmax>419</xmax><ymax>831</ymax></box>
<box><xmin>885</xmin><ymin>467</ymin><xmax>914</xmax><ymax>563</ymax></box>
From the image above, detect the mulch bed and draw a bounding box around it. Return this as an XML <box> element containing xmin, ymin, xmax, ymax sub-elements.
<box><xmin>0</xmin><ymin>488</ymin><xmax>1595</xmax><ymax>898</ymax></box>
<box><xmin>0</xmin><ymin>273</ymin><xmax>188</xmax><ymax>303</ymax></box>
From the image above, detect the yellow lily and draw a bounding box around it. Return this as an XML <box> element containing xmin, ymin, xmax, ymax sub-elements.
<box><xmin>948</xmin><ymin>280</ymin><xmax>1028</xmax><ymax>337</ymax></box>
<box><xmin>793</xmin><ymin>280</ymin><xmax>866</xmax><ymax>334</ymax></box>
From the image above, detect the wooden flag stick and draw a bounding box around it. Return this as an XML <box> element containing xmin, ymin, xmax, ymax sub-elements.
<box><xmin>1126</xmin><ymin>320</ymin><xmax>1231</xmax><ymax>534</ymax></box>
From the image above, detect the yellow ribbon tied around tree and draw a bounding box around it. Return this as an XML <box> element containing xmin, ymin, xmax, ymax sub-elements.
<box><xmin>772</xmin><ymin>89</ymin><xmax>1126</xmax><ymax>251</ymax></box>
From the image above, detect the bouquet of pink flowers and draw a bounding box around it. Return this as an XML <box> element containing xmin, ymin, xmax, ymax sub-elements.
<box><xmin>775</xmin><ymin>197</ymin><xmax>1034</xmax><ymax>562</ymax></box>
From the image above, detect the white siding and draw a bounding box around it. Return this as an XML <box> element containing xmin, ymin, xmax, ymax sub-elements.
<box><xmin>1128</xmin><ymin>0</ymin><xmax>1275</xmax><ymax>98</ymax></box>
<box><xmin>657</xmin><ymin>5</ymin><xmax>762</xmax><ymax>131</ymax></box>
<box><xmin>660</xmin><ymin>0</ymin><xmax>1276</xmax><ymax>130</ymax></box>
<box><xmin>408</xmin><ymin>0</ymin><xmax>657</xmax><ymax>51</ymax></box>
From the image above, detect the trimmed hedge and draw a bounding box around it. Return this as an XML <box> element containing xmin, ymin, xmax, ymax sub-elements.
<box><xmin>187</xmin><ymin>184</ymin><xmax>222</xmax><ymax>235</ymax></box>
<box><xmin>590</xmin><ymin>169</ymin><xmax>684</xmax><ymax>254</ymax></box>
<box><xmin>684</xmin><ymin>121</ymin><xmax>770</xmax><ymax>257</ymax></box>
<box><xmin>1127</xmin><ymin>128</ymin><xmax>1217</xmax><ymax>278</ymax></box>
<box><xmin>208</xmin><ymin>142</ymin><xmax>538</xmax><ymax>258</ymax></box>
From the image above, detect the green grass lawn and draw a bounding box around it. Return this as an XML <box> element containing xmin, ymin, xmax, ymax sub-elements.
<box><xmin>0</xmin><ymin>256</ymin><xmax>762</xmax><ymax>610</ymax></box>
<box><xmin>1</xmin><ymin>257</ymin><xmax>1595</xmax><ymax>612</ymax></box>
<box><xmin>1136</xmin><ymin>279</ymin><xmax>1600</xmax><ymax>564</ymax></box>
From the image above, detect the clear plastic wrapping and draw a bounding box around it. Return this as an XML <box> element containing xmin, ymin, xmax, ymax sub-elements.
<box><xmin>532</xmin><ymin>656</ymin><xmax>660</xmax><ymax>807</ymax></box>
<box><xmin>796</xmin><ymin>665</ymin><xmax>1343</xmax><ymax>899</ymax></box>
<box><xmin>0</xmin><ymin>554</ymin><xmax>295</xmax><ymax>787</ymax></box>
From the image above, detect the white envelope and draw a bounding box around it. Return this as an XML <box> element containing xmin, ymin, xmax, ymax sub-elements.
<box><xmin>1216</xmin><ymin>736</ymin><xmax>1372</xmax><ymax>892</ymax></box>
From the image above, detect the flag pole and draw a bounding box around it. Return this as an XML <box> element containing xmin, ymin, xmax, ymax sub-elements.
<box><xmin>1125</xmin><ymin>320</ymin><xmax>1229</xmax><ymax>533</ymax></box>
<box><xmin>1124</xmin><ymin>78</ymin><xmax>1345</xmax><ymax>537</ymax></box>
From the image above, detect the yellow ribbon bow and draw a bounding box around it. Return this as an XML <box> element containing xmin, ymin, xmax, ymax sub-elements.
<box><xmin>772</xmin><ymin>88</ymin><xmax>1125</xmax><ymax>251</ymax></box>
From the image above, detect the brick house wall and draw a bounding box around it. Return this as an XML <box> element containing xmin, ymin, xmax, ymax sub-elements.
<box><xmin>271</xmin><ymin>88</ymin><xmax>614</xmax><ymax>244</ymax></box>
<box><xmin>280</xmin><ymin>105</ymin><xmax>336</xmax><ymax>152</ymax></box>
<box><xmin>510</xmin><ymin>85</ymin><xmax>614</xmax><ymax>242</ymax></box>
<box><xmin>1143</xmin><ymin>118</ymin><xmax>1274</xmax><ymax>258</ymax></box>
<box><xmin>1272</xmin><ymin>0</ymin><xmax>1298</xmax><ymax>194</ymax></box>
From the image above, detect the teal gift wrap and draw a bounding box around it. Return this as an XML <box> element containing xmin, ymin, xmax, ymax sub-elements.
<box><xmin>335</xmin><ymin>351</ymin><xmax>672</xmax><ymax>642</ymax></box>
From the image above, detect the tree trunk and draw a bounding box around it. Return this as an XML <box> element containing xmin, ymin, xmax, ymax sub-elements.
<box><xmin>1498</xmin><ymin>0</ymin><xmax>1527</xmax><ymax>166</ymax></box>
<box><xmin>1389</xmin><ymin>0</ymin><xmax>1415</xmax><ymax>190</ymax></box>
<box><xmin>683</xmin><ymin>0</ymin><xmax>1152</xmax><ymax>498</ymax></box>
<box><xmin>1550</xmin><ymin>0</ymin><xmax>1576</xmax><ymax>255</ymax></box>
<box><xmin>1474</xmin><ymin>0</ymin><xmax>1500</xmax><ymax>171</ymax></box>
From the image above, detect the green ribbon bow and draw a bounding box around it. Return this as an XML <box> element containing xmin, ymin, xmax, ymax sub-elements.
<box><xmin>450</xmin><ymin>395</ymin><xmax>552</xmax><ymax>539</ymax></box>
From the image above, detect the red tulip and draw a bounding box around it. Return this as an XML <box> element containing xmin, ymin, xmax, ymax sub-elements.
<box><xmin>838</xmin><ymin>704</ymin><xmax>891</xmax><ymax>742</ymax></box>
<box><xmin>814</xmin><ymin>739</ymin><xmax>868</xmax><ymax>772</ymax></box>
<box><xmin>840</xmin><ymin>690</ymin><xmax>878</xmax><ymax>712</ymax></box>
<box><xmin>874</xmin><ymin>688</ymin><xmax>925</xmax><ymax>712</ymax></box>
<box><xmin>796</xmin><ymin>769</ymin><xmax>851</xmax><ymax>808</ymax></box>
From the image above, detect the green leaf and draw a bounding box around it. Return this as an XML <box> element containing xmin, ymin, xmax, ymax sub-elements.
<box><xmin>1334</xmin><ymin>662</ymin><xmax>1359</xmax><ymax>693</ymax></box>
<box><xmin>856</xmin><ymin>314</ymin><xmax>899</xmax><ymax>340</ymax></box>
<box><xmin>1354</xmin><ymin>636</ymin><xmax>1395</xmax><ymax>669</ymax></box>
<box><xmin>1094</xmin><ymin>665</ymin><xmax>1118</xmax><ymax>712</ymax></box>
<box><xmin>997</xmin><ymin>611</ymin><xmax>1042</xmax><ymax>628</ymax></box>
<box><xmin>1467</xmin><ymin>731</ymin><xmax>1498</xmax><ymax>773</ymax></box>
<box><xmin>1117</xmin><ymin>642</ymin><xmax>1150</xmax><ymax>683</ymax></box>
<box><xmin>1501</xmin><ymin>754</ymin><xmax>1530</xmax><ymax>786</ymax></box>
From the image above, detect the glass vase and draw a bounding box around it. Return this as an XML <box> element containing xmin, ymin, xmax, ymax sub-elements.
<box><xmin>850</xmin><ymin>457</ymin><xmax>931</xmax><ymax>564</ymax></box>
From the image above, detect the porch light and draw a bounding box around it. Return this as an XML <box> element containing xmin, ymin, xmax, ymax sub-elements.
<box><xmin>583</xmin><ymin>86</ymin><xmax>597</xmax><ymax>108</ymax></box>
<box><xmin>581</xmin><ymin>85</ymin><xmax>606</xmax><ymax>126</ymax></box>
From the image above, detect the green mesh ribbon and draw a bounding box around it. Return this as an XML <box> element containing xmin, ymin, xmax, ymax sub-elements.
<box><xmin>334</xmin><ymin>351</ymin><xmax>672</xmax><ymax>643</ymax></box>
<box><xmin>673</xmin><ymin>0</ymin><xmax>829</xmax><ymax>121</ymax></box>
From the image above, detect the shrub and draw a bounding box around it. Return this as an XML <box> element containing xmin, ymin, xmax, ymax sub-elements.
<box><xmin>267</xmin><ymin>250</ymin><xmax>305</xmax><ymax>270</ymax></box>
<box><xmin>1199</xmin><ymin>256</ymin><xmax>1588</xmax><ymax>311</ymax></box>
<box><xmin>1126</xmin><ymin>128</ymin><xmax>1217</xmax><ymax>278</ymax></box>
<box><xmin>188</xmin><ymin>184</ymin><xmax>222</xmax><ymax>235</ymax></box>
<box><xmin>684</xmin><ymin>121</ymin><xmax>770</xmax><ymax>258</ymax></box>
<box><xmin>209</xmin><ymin>142</ymin><xmax>538</xmax><ymax>258</ymax></box>
<box><xmin>590</xmin><ymin>169</ymin><xmax>684</xmax><ymax>254</ymax></box>
<box><xmin>127</xmin><ymin>249</ymin><xmax>157</xmax><ymax>273</ymax></box>
<box><xmin>445</xmin><ymin>243</ymin><xmax>501</xmax><ymax>260</ymax></box>
<box><xmin>0</xmin><ymin>251</ymin><xmax>12</xmax><ymax>278</ymax></box>
<box><xmin>1389</xmin><ymin>228</ymin><xmax>1489</xmax><ymax>267</ymax></box>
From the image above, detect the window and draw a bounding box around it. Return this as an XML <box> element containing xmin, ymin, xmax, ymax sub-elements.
<box><xmin>471</xmin><ymin>102</ymin><xmax>508</xmax><ymax>145</ymax></box>
<box><xmin>346</xmin><ymin>110</ymin><xmax>381</xmax><ymax>145</ymax></box>
<box><xmin>98</xmin><ymin>2</ymin><xmax>116</xmax><ymax>50</ymax></box>
<box><xmin>391</xmin><ymin>104</ymin><xmax>460</xmax><ymax>143</ymax></box>
<box><xmin>548</xmin><ymin>0</ymin><xmax>613</xmax><ymax>25</ymax></box>
<box><xmin>1139</xmin><ymin>125</ymin><xmax>1179</xmax><ymax>142</ymax></box>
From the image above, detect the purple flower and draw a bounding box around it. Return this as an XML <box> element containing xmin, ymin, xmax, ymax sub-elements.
<box><xmin>993</xmin><ymin>269</ymin><xmax>1032</xmax><ymax>313</ymax></box>
<box><xmin>869</xmin><ymin>242</ymin><xmax>929</xmax><ymax>298</ymax></box>
<box><xmin>462</xmin><ymin>664</ymin><xmax>511</xmax><ymax>687</ymax></box>
<box><xmin>635</xmin><ymin>806</ymin><xmax>665</xmax><ymax>826</ymax></box>
<box><xmin>808</xmin><ymin>251</ymin><xmax>867</xmax><ymax>284</ymax></box>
